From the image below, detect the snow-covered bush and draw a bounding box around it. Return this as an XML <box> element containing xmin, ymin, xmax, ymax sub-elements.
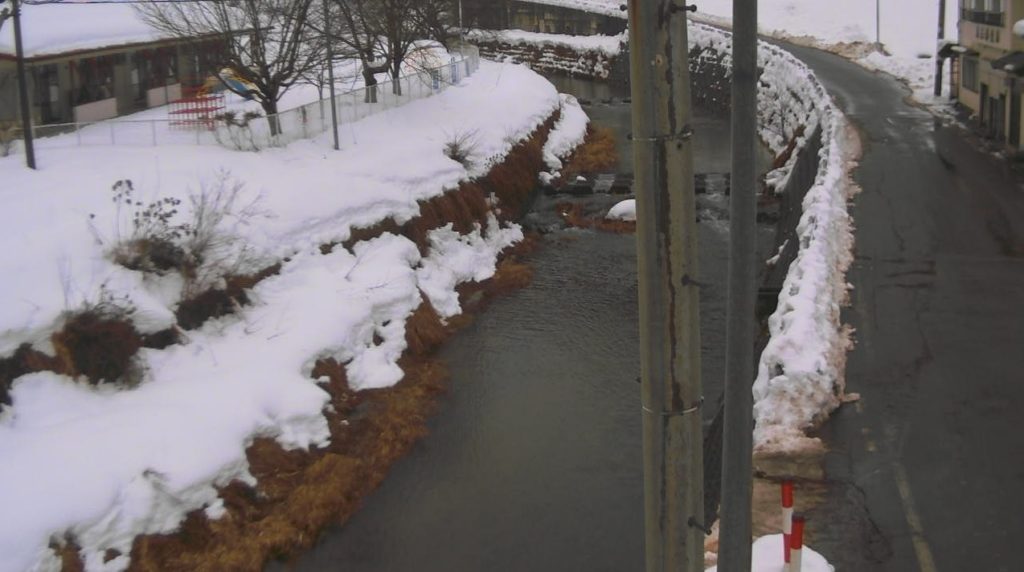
<box><xmin>98</xmin><ymin>180</ymin><xmax>193</xmax><ymax>277</ymax></box>
<box><xmin>91</xmin><ymin>174</ymin><xmax>265</xmax><ymax>301</ymax></box>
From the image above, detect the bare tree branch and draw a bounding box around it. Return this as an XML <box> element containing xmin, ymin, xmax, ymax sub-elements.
<box><xmin>136</xmin><ymin>0</ymin><xmax>324</xmax><ymax>136</ymax></box>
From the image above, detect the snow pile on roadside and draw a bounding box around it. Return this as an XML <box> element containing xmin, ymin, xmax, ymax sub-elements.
<box><xmin>605</xmin><ymin>199</ymin><xmax>636</xmax><ymax>222</ymax></box>
<box><xmin>0</xmin><ymin>60</ymin><xmax>561</xmax><ymax>572</ymax></box>
<box><xmin>688</xmin><ymin>24</ymin><xmax>856</xmax><ymax>451</ymax></box>
<box><xmin>692</xmin><ymin>0</ymin><xmax>960</xmax><ymax>104</ymax></box>
<box><xmin>540</xmin><ymin>93</ymin><xmax>589</xmax><ymax>184</ymax></box>
<box><xmin>689</xmin><ymin>22</ymin><xmax>828</xmax><ymax>193</ymax></box>
<box><xmin>705</xmin><ymin>535</ymin><xmax>834</xmax><ymax>572</ymax></box>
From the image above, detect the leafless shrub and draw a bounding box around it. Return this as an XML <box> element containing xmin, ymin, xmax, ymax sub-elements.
<box><xmin>0</xmin><ymin>121</ymin><xmax>17</xmax><ymax>158</ymax></box>
<box><xmin>213</xmin><ymin>110</ymin><xmax>266</xmax><ymax>151</ymax></box>
<box><xmin>181</xmin><ymin>171</ymin><xmax>266</xmax><ymax>298</ymax></box>
<box><xmin>91</xmin><ymin>173</ymin><xmax>265</xmax><ymax>298</ymax></box>
<box><xmin>443</xmin><ymin>129</ymin><xmax>480</xmax><ymax>170</ymax></box>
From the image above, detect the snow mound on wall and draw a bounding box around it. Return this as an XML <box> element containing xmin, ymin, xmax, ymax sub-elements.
<box><xmin>688</xmin><ymin>23</ymin><xmax>856</xmax><ymax>451</ymax></box>
<box><xmin>542</xmin><ymin>93</ymin><xmax>590</xmax><ymax>178</ymax></box>
<box><xmin>468</xmin><ymin>28</ymin><xmax>625</xmax><ymax>56</ymax></box>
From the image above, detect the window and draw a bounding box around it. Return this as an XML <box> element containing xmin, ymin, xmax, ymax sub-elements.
<box><xmin>74</xmin><ymin>55</ymin><xmax>116</xmax><ymax>104</ymax></box>
<box><xmin>963</xmin><ymin>56</ymin><xmax>980</xmax><ymax>92</ymax></box>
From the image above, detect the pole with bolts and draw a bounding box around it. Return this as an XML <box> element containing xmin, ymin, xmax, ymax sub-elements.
<box><xmin>626</xmin><ymin>0</ymin><xmax>704</xmax><ymax>569</ymax></box>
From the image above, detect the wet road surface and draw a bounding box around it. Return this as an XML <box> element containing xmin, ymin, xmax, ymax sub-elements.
<box><xmin>781</xmin><ymin>43</ymin><xmax>1024</xmax><ymax>571</ymax></box>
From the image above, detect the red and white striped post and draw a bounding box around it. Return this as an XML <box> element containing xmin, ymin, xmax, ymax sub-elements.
<box><xmin>790</xmin><ymin>514</ymin><xmax>806</xmax><ymax>572</ymax></box>
<box><xmin>782</xmin><ymin>479</ymin><xmax>795</xmax><ymax>567</ymax></box>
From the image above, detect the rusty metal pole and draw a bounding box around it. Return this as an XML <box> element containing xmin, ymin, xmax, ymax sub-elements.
<box><xmin>627</xmin><ymin>0</ymin><xmax>704</xmax><ymax>570</ymax></box>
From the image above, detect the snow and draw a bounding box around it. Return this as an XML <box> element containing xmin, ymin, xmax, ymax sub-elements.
<box><xmin>605</xmin><ymin>199</ymin><xmax>635</xmax><ymax>221</ymax></box>
<box><xmin>691</xmin><ymin>0</ymin><xmax>961</xmax><ymax>104</ymax></box>
<box><xmin>468</xmin><ymin>28</ymin><xmax>625</xmax><ymax>56</ymax></box>
<box><xmin>0</xmin><ymin>60</ymin><xmax>567</xmax><ymax>572</ymax></box>
<box><xmin>687</xmin><ymin>23</ymin><xmax>857</xmax><ymax>452</ymax></box>
<box><xmin>705</xmin><ymin>535</ymin><xmax>834</xmax><ymax>572</ymax></box>
<box><xmin>519</xmin><ymin>0</ymin><xmax>626</xmax><ymax>19</ymax></box>
<box><xmin>541</xmin><ymin>93</ymin><xmax>589</xmax><ymax>180</ymax></box>
<box><xmin>0</xmin><ymin>4</ymin><xmax>171</xmax><ymax>58</ymax></box>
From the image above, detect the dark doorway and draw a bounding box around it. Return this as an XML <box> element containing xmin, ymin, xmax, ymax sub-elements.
<box><xmin>981</xmin><ymin>83</ymin><xmax>989</xmax><ymax>134</ymax></box>
<box><xmin>1010</xmin><ymin>92</ymin><xmax>1021</xmax><ymax>148</ymax></box>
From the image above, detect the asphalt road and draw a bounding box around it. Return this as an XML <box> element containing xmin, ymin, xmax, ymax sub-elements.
<box><xmin>779</xmin><ymin>44</ymin><xmax>1024</xmax><ymax>570</ymax></box>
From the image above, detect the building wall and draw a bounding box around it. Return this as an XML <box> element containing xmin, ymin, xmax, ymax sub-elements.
<box><xmin>958</xmin><ymin>0</ymin><xmax>1024</xmax><ymax>149</ymax></box>
<box><xmin>507</xmin><ymin>2</ymin><xmax>626</xmax><ymax>36</ymax></box>
<box><xmin>0</xmin><ymin>39</ymin><xmax>214</xmax><ymax>129</ymax></box>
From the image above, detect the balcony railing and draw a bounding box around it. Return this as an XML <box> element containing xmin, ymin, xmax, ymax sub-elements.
<box><xmin>962</xmin><ymin>8</ymin><xmax>1006</xmax><ymax>27</ymax></box>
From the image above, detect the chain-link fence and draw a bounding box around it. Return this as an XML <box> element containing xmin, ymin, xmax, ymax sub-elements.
<box><xmin>15</xmin><ymin>52</ymin><xmax>479</xmax><ymax>154</ymax></box>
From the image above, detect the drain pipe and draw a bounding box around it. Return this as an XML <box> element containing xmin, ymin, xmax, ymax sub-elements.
<box><xmin>719</xmin><ymin>0</ymin><xmax>758</xmax><ymax>568</ymax></box>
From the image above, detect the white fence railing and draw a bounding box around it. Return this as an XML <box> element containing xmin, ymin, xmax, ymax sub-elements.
<box><xmin>20</xmin><ymin>52</ymin><xmax>479</xmax><ymax>153</ymax></box>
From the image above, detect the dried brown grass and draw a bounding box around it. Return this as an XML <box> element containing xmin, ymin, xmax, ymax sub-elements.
<box><xmin>0</xmin><ymin>344</ymin><xmax>68</xmax><ymax>405</ymax></box>
<box><xmin>558</xmin><ymin>126</ymin><xmax>619</xmax><ymax>184</ymax></box>
<box><xmin>175</xmin><ymin>264</ymin><xmax>282</xmax><ymax>331</ymax></box>
<box><xmin>555</xmin><ymin>201</ymin><xmax>636</xmax><ymax>234</ymax></box>
<box><xmin>51</xmin><ymin>313</ymin><xmax>142</xmax><ymax>385</ymax></box>
<box><xmin>771</xmin><ymin>125</ymin><xmax>806</xmax><ymax>170</ymax></box>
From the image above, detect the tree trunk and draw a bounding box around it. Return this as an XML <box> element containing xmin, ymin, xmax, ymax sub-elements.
<box><xmin>364</xmin><ymin>70</ymin><xmax>378</xmax><ymax>103</ymax></box>
<box><xmin>262</xmin><ymin>98</ymin><xmax>281</xmax><ymax>137</ymax></box>
<box><xmin>392</xmin><ymin>61</ymin><xmax>402</xmax><ymax>96</ymax></box>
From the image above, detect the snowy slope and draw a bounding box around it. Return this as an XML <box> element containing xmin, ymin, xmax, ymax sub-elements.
<box><xmin>0</xmin><ymin>60</ymin><xmax>566</xmax><ymax>572</ymax></box>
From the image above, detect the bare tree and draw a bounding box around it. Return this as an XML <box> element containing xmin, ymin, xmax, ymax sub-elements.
<box><xmin>0</xmin><ymin>1</ymin><xmax>11</xmax><ymax>34</ymax></box>
<box><xmin>137</xmin><ymin>0</ymin><xmax>323</xmax><ymax>136</ymax></box>
<box><xmin>327</xmin><ymin>0</ymin><xmax>389</xmax><ymax>103</ymax></box>
<box><xmin>412</xmin><ymin>0</ymin><xmax>459</xmax><ymax>49</ymax></box>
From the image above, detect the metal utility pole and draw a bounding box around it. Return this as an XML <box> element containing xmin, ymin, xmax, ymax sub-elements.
<box><xmin>934</xmin><ymin>0</ymin><xmax>947</xmax><ymax>97</ymax></box>
<box><xmin>12</xmin><ymin>0</ymin><xmax>36</xmax><ymax>170</ymax></box>
<box><xmin>875</xmin><ymin>0</ymin><xmax>881</xmax><ymax>49</ymax></box>
<box><xmin>627</xmin><ymin>0</ymin><xmax>704</xmax><ymax>570</ymax></box>
<box><xmin>322</xmin><ymin>0</ymin><xmax>339</xmax><ymax>150</ymax></box>
<box><xmin>718</xmin><ymin>0</ymin><xmax>757</xmax><ymax>568</ymax></box>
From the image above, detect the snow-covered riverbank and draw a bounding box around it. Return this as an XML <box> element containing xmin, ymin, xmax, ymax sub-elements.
<box><xmin>0</xmin><ymin>60</ymin><xmax>590</xmax><ymax>571</ymax></box>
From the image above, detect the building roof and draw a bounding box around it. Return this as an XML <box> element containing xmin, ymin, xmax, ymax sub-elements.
<box><xmin>0</xmin><ymin>4</ymin><xmax>174</xmax><ymax>60</ymax></box>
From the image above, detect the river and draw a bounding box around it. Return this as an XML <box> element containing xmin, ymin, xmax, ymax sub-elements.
<box><xmin>270</xmin><ymin>75</ymin><xmax>775</xmax><ymax>571</ymax></box>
